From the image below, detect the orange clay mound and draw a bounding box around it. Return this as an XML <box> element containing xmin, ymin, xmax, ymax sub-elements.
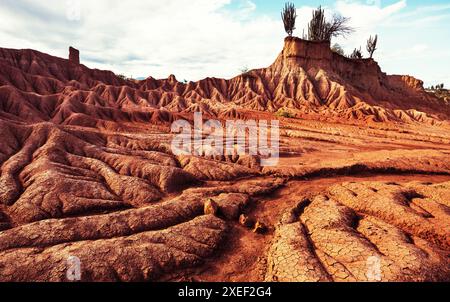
<box><xmin>0</xmin><ymin>43</ymin><xmax>449</xmax><ymax>282</ymax></box>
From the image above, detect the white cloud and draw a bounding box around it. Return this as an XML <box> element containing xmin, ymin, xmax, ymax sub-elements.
<box><xmin>411</xmin><ymin>44</ymin><xmax>429</xmax><ymax>54</ymax></box>
<box><xmin>0</xmin><ymin>0</ymin><xmax>283</xmax><ymax>80</ymax></box>
<box><xmin>335</xmin><ymin>0</ymin><xmax>407</xmax><ymax>29</ymax></box>
<box><xmin>235</xmin><ymin>0</ymin><xmax>257</xmax><ymax>18</ymax></box>
<box><xmin>386</xmin><ymin>3</ymin><xmax>450</xmax><ymax>27</ymax></box>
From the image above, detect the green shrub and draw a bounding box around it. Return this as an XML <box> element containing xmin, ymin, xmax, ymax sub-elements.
<box><xmin>276</xmin><ymin>109</ymin><xmax>296</xmax><ymax>119</ymax></box>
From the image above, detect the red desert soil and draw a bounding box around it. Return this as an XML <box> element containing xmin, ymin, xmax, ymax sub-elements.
<box><xmin>0</xmin><ymin>38</ymin><xmax>449</xmax><ymax>282</ymax></box>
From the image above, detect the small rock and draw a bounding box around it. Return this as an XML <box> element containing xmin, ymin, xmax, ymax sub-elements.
<box><xmin>280</xmin><ymin>210</ymin><xmax>298</xmax><ymax>225</ymax></box>
<box><xmin>69</xmin><ymin>46</ymin><xmax>80</xmax><ymax>65</ymax></box>
<box><xmin>29</xmin><ymin>233</ymin><xmax>40</xmax><ymax>240</ymax></box>
<box><xmin>239</xmin><ymin>214</ymin><xmax>253</xmax><ymax>228</ymax></box>
<box><xmin>253</xmin><ymin>221</ymin><xmax>268</xmax><ymax>234</ymax></box>
<box><xmin>204</xmin><ymin>199</ymin><xmax>219</xmax><ymax>216</ymax></box>
<box><xmin>215</xmin><ymin>193</ymin><xmax>250</xmax><ymax>220</ymax></box>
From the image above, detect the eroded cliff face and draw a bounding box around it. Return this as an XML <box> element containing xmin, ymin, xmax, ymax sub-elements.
<box><xmin>261</xmin><ymin>37</ymin><xmax>447</xmax><ymax>123</ymax></box>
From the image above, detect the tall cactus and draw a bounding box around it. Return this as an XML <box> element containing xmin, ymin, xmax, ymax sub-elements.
<box><xmin>308</xmin><ymin>6</ymin><xmax>327</xmax><ymax>41</ymax></box>
<box><xmin>366</xmin><ymin>35</ymin><xmax>378</xmax><ymax>58</ymax></box>
<box><xmin>281</xmin><ymin>2</ymin><xmax>297</xmax><ymax>37</ymax></box>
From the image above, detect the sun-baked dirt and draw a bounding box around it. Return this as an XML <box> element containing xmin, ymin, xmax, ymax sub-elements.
<box><xmin>0</xmin><ymin>40</ymin><xmax>449</xmax><ymax>282</ymax></box>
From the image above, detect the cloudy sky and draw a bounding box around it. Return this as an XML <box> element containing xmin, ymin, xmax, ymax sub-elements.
<box><xmin>1</xmin><ymin>0</ymin><xmax>449</xmax><ymax>87</ymax></box>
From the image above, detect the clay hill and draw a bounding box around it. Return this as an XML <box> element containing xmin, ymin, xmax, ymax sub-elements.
<box><xmin>0</xmin><ymin>39</ymin><xmax>449</xmax><ymax>282</ymax></box>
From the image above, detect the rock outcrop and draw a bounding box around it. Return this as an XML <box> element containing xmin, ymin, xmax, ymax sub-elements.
<box><xmin>69</xmin><ymin>47</ymin><xmax>80</xmax><ymax>65</ymax></box>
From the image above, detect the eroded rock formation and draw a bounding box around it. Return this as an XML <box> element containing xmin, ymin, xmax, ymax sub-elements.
<box><xmin>1</xmin><ymin>38</ymin><xmax>449</xmax><ymax>126</ymax></box>
<box><xmin>69</xmin><ymin>47</ymin><xmax>80</xmax><ymax>65</ymax></box>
